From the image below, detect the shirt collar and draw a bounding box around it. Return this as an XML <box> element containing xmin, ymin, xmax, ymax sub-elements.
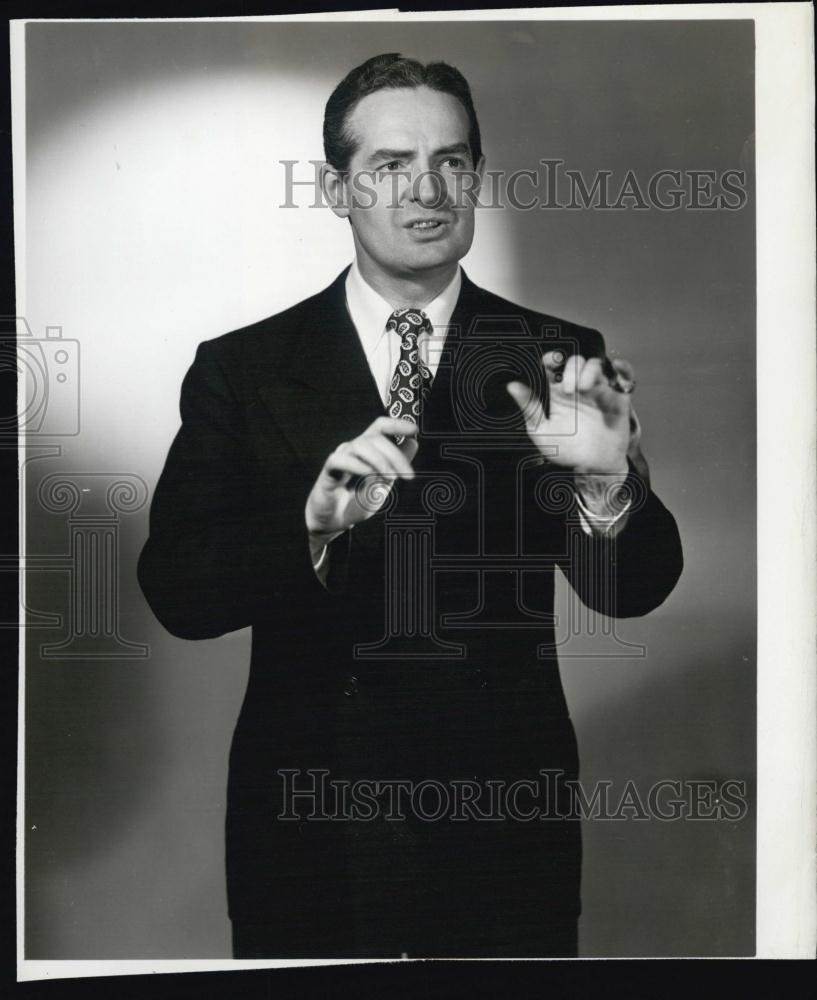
<box><xmin>345</xmin><ymin>260</ymin><xmax>462</xmax><ymax>357</ymax></box>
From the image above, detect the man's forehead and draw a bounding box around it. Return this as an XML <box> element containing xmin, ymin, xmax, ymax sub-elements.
<box><xmin>347</xmin><ymin>86</ymin><xmax>470</xmax><ymax>150</ymax></box>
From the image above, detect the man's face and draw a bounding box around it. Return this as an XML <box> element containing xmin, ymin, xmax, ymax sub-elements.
<box><xmin>335</xmin><ymin>85</ymin><xmax>484</xmax><ymax>282</ymax></box>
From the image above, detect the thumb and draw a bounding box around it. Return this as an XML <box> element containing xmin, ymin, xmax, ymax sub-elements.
<box><xmin>506</xmin><ymin>379</ymin><xmax>532</xmax><ymax>408</ymax></box>
<box><xmin>506</xmin><ymin>380</ymin><xmax>542</xmax><ymax>426</ymax></box>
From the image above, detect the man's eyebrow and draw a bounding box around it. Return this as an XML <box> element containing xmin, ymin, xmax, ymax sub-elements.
<box><xmin>366</xmin><ymin>148</ymin><xmax>415</xmax><ymax>165</ymax></box>
<box><xmin>363</xmin><ymin>142</ymin><xmax>472</xmax><ymax>166</ymax></box>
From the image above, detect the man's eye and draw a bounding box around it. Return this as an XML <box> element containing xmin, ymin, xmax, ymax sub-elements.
<box><xmin>442</xmin><ymin>157</ymin><xmax>465</xmax><ymax>169</ymax></box>
<box><xmin>380</xmin><ymin>161</ymin><xmax>401</xmax><ymax>172</ymax></box>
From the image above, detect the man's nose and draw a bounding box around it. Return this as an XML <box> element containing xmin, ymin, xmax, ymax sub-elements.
<box><xmin>408</xmin><ymin>166</ymin><xmax>449</xmax><ymax>209</ymax></box>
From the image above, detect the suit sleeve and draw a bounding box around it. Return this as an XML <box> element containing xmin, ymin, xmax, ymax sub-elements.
<box><xmin>552</xmin><ymin>325</ymin><xmax>683</xmax><ymax>618</ymax></box>
<box><xmin>555</xmin><ymin>460</ymin><xmax>684</xmax><ymax>618</ymax></box>
<box><xmin>137</xmin><ymin>340</ymin><xmax>324</xmax><ymax>639</ymax></box>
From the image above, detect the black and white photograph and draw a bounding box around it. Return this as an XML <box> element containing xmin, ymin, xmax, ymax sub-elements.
<box><xmin>11</xmin><ymin>4</ymin><xmax>815</xmax><ymax>975</ymax></box>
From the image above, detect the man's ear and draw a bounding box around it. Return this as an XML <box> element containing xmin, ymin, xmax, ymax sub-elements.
<box><xmin>320</xmin><ymin>162</ymin><xmax>350</xmax><ymax>219</ymax></box>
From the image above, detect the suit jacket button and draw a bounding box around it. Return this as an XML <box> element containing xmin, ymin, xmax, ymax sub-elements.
<box><xmin>343</xmin><ymin>675</ymin><xmax>358</xmax><ymax>697</ymax></box>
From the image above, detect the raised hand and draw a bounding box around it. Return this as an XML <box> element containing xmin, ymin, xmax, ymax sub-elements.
<box><xmin>506</xmin><ymin>351</ymin><xmax>634</xmax><ymax>475</ymax></box>
<box><xmin>305</xmin><ymin>416</ymin><xmax>420</xmax><ymax>539</ymax></box>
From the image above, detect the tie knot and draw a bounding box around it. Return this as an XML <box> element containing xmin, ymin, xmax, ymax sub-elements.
<box><xmin>386</xmin><ymin>308</ymin><xmax>433</xmax><ymax>347</ymax></box>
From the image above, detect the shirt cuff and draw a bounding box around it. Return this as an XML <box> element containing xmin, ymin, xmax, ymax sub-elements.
<box><xmin>309</xmin><ymin>528</ymin><xmax>347</xmax><ymax>588</ymax></box>
<box><xmin>312</xmin><ymin>543</ymin><xmax>330</xmax><ymax>573</ymax></box>
<box><xmin>574</xmin><ymin>490</ymin><xmax>632</xmax><ymax>537</ymax></box>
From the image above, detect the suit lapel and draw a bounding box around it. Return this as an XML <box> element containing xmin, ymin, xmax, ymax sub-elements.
<box><xmin>257</xmin><ymin>269</ymin><xmax>386</xmax><ymax>480</ymax></box>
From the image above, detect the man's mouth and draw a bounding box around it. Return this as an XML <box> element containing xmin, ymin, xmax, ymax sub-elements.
<box><xmin>406</xmin><ymin>219</ymin><xmax>449</xmax><ymax>230</ymax></box>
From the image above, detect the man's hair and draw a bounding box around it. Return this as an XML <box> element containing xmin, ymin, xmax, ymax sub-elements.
<box><xmin>323</xmin><ymin>52</ymin><xmax>482</xmax><ymax>172</ymax></box>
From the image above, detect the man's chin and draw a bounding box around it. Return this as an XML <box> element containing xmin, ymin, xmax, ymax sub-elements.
<box><xmin>401</xmin><ymin>243</ymin><xmax>469</xmax><ymax>275</ymax></box>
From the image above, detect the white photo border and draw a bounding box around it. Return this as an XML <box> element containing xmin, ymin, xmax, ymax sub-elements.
<box><xmin>13</xmin><ymin>2</ymin><xmax>816</xmax><ymax>980</ymax></box>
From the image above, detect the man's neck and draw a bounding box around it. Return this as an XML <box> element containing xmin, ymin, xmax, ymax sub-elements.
<box><xmin>355</xmin><ymin>255</ymin><xmax>459</xmax><ymax>310</ymax></box>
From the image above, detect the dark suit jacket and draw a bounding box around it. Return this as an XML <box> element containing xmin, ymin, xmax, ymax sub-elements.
<box><xmin>138</xmin><ymin>267</ymin><xmax>683</xmax><ymax>957</ymax></box>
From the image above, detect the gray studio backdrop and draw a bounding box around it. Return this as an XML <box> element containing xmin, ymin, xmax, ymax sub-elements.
<box><xmin>22</xmin><ymin>19</ymin><xmax>755</xmax><ymax>958</ymax></box>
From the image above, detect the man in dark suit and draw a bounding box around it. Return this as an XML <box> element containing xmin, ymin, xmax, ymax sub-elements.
<box><xmin>138</xmin><ymin>53</ymin><xmax>682</xmax><ymax>959</ymax></box>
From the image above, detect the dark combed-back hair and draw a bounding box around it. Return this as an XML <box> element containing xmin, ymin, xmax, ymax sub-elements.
<box><xmin>323</xmin><ymin>52</ymin><xmax>482</xmax><ymax>172</ymax></box>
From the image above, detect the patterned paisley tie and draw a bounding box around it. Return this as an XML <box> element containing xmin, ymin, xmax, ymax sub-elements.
<box><xmin>385</xmin><ymin>308</ymin><xmax>434</xmax><ymax>445</ymax></box>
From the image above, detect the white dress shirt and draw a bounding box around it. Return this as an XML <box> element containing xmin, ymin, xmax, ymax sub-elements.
<box><xmin>344</xmin><ymin>259</ymin><xmax>462</xmax><ymax>404</ymax></box>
